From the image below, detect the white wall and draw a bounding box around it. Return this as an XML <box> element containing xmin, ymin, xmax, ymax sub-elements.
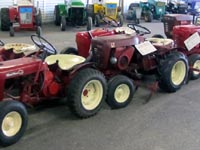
<box><xmin>0</xmin><ymin>0</ymin><xmax>14</xmax><ymax>8</ymax></box>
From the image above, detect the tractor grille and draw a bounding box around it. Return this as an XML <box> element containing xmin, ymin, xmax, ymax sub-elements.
<box><xmin>70</xmin><ymin>8</ymin><xmax>85</xmax><ymax>25</ymax></box>
<box><xmin>19</xmin><ymin>7</ymin><xmax>33</xmax><ymax>24</ymax></box>
<box><xmin>106</xmin><ymin>3</ymin><xmax>117</xmax><ymax>17</ymax></box>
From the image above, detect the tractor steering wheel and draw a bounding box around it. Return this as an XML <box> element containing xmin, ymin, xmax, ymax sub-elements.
<box><xmin>127</xmin><ymin>23</ymin><xmax>151</xmax><ymax>35</ymax></box>
<box><xmin>0</xmin><ymin>40</ymin><xmax>4</xmax><ymax>46</ymax></box>
<box><xmin>31</xmin><ymin>35</ymin><xmax>57</xmax><ymax>58</ymax></box>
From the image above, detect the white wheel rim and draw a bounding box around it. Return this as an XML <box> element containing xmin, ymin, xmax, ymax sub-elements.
<box><xmin>114</xmin><ymin>84</ymin><xmax>130</xmax><ymax>103</ymax></box>
<box><xmin>81</xmin><ymin>80</ymin><xmax>103</xmax><ymax>110</ymax></box>
<box><xmin>2</xmin><ymin>111</ymin><xmax>22</xmax><ymax>137</ymax></box>
<box><xmin>171</xmin><ymin>60</ymin><xmax>186</xmax><ymax>85</ymax></box>
<box><xmin>193</xmin><ymin>60</ymin><xmax>200</xmax><ymax>75</ymax></box>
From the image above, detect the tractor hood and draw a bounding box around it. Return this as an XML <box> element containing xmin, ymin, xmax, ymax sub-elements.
<box><xmin>0</xmin><ymin>57</ymin><xmax>41</xmax><ymax>79</ymax></box>
<box><xmin>69</xmin><ymin>0</ymin><xmax>84</xmax><ymax>7</ymax></box>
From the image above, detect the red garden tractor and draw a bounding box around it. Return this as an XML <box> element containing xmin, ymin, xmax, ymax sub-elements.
<box><xmin>0</xmin><ymin>0</ymin><xmax>42</xmax><ymax>37</ymax></box>
<box><xmin>159</xmin><ymin>14</ymin><xmax>200</xmax><ymax>80</ymax></box>
<box><xmin>0</xmin><ymin>42</ymin><xmax>37</xmax><ymax>61</ymax></box>
<box><xmin>172</xmin><ymin>24</ymin><xmax>200</xmax><ymax>80</ymax></box>
<box><xmin>0</xmin><ymin>35</ymin><xmax>107</xmax><ymax>146</ymax></box>
<box><xmin>62</xmin><ymin>24</ymin><xmax>189</xmax><ymax>109</ymax></box>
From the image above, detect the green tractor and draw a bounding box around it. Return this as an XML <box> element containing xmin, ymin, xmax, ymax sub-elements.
<box><xmin>140</xmin><ymin>0</ymin><xmax>165</xmax><ymax>22</ymax></box>
<box><xmin>54</xmin><ymin>0</ymin><xmax>86</xmax><ymax>31</ymax></box>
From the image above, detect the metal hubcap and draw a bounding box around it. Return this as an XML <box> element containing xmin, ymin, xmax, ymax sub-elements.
<box><xmin>81</xmin><ymin>80</ymin><xmax>103</xmax><ymax>110</ymax></box>
<box><xmin>2</xmin><ymin>111</ymin><xmax>22</xmax><ymax>137</ymax></box>
<box><xmin>114</xmin><ymin>84</ymin><xmax>130</xmax><ymax>103</ymax></box>
<box><xmin>193</xmin><ymin>60</ymin><xmax>200</xmax><ymax>75</ymax></box>
<box><xmin>171</xmin><ymin>60</ymin><xmax>186</xmax><ymax>85</ymax></box>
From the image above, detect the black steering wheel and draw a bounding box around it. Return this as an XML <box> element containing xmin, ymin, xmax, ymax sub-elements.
<box><xmin>127</xmin><ymin>23</ymin><xmax>151</xmax><ymax>35</ymax></box>
<box><xmin>31</xmin><ymin>35</ymin><xmax>57</xmax><ymax>56</ymax></box>
<box><xmin>0</xmin><ymin>40</ymin><xmax>4</xmax><ymax>46</ymax></box>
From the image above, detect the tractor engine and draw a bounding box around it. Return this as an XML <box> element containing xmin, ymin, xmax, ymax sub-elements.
<box><xmin>76</xmin><ymin>29</ymin><xmax>115</xmax><ymax>58</ymax></box>
<box><xmin>173</xmin><ymin>24</ymin><xmax>200</xmax><ymax>54</ymax></box>
<box><xmin>91</xmin><ymin>34</ymin><xmax>136</xmax><ymax>70</ymax></box>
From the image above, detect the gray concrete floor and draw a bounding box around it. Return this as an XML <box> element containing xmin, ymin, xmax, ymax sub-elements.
<box><xmin>1</xmin><ymin>21</ymin><xmax>200</xmax><ymax>150</ymax></box>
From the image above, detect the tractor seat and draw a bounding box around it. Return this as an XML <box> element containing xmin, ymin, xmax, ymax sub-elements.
<box><xmin>4</xmin><ymin>43</ymin><xmax>37</xmax><ymax>55</ymax></box>
<box><xmin>45</xmin><ymin>54</ymin><xmax>86</xmax><ymax>70</ymax></box>
<box><xmin>146</xmin><ymin>38</ymin><xmax>173</xmax><ymax>46</ymax></box>
<box><xmin>115</xmin><ymin>27</ymin><xmax>136</xmax><ymax>35</ymax></box>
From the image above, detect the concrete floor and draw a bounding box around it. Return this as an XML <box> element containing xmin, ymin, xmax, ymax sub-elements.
<box><xmin>1</xmin><ymin>21</ymin><xmax>200</xmax><ymax>150</ymax></box>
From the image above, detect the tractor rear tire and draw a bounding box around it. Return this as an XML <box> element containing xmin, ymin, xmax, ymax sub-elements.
<box><xmin>0</xmin><ymin>100</ymin><xmax>28</xmax><ymax>146</ymax></box>
<box><xmin>158</xmin><ymin>51</ymin><xmax>188</xmax><ymax>93</ymax></box>
<box><xmin>60</xmin><ymin>16</ymin><xmax>66</xmax><ymax>31</ymax></box>
<box><xmin>1</xmin><ymin>8</ymin><xmax>10</xmax><ymax>31</ymax></box>
<box><xmin>54</xmin><ymin>5</ymin><xmax>61</xmax><ymax>26</ymax></box>
<box><xmin>67</xmin><ymin>68</ymin><xmax>107</xmax><ymax>118</ymax></box>
<box><xmin>118</xmin><ymin>14</ymin><xmax>123</xmax><ymax>26</ymax></box>
<box><xmin>94</xmin><ymin>14</ymin><xmax>100</xmax><ymax>27</ymax></box>
<box><xmin>87</xmin><ymin>17</ymin><xmax>93</xmax><ymax>31</ymax></box>
<box><xmin>188</xmin><ymin>54</ymin><xmax>200</xmax><ymax>80</ymax></box>
<box><xmin>60</xmin><ymin>47</ymin><xmax>78</xmax><ymax>55</ymax></box>
<box><xmin>106</xmin><ymin>75</ymin><xmax>135</xmax><ymax>109</ymax></box>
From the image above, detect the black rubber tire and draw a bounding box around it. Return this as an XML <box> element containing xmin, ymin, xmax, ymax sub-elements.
<box><xmin>60</xmin><ymin>47</ymin><xmax>78</xmax><ymax>55</ymax></box>
<box><xmin>54</xmin><ymin>5</ymin><xmax>61</xmax><ymax>26</ymax></box>
<box><xmin>60</xmin><ymin>16</ymin><xmax>66</xmax><ymax>31</ymax></box>
<box><xmin>188</xmin><ymin>54</ymin><xmax>200</xmax><ymax>80</ymax></box>
<box><xmin>152</xmin><ymin>34</ymin><xmax>164</xmax><ymax>38</ymax></box>
<box><xmin>1</xmin><ymin>8</ymin><xmax>10</xmax><ymax>31</ymax></box>
<box><xmin>67</xmin><ymin>68</ymin><xmax>107</xmax><ymax>118</ymax></box>
<box><xmin>87</xmin><ymin>17</ymin><xmax>93</xmax><ymax>31</ymax></box>
<box><xmin>144</xmin><ymin>11</ymin><xmax>153</xmax><ymax>22</ymax></box>
<box><xmin>36</xmin><ymin>26</ymin><xmax>42</xmax><ymax>37</ymax></box>
<box><xmin>9</xmin><ymin>26</ymin><xmax>14</xmax><ymax>37</ymax></box>
<box><xmin>35</xmin><ymin>8</ymin><xmax>42</xmax><ymax>26</ymax></box>
<box><xmin>158</xmin><ymin>51</ymin><xmax>188</xmax><ymax>93</ymax></box>
<box><xmin>106</xmin><ymin>75</ymin><xmax>135</xmax><ymax>109</ymax></box>
<box><xmin>118</xmin><ymin>14</ymin><xmax>123</xmax><ymax>27</ymax></box>
<box><xmin>0</xmin><ymin>101</ymin><xmax>28</xmax><ymax>146</ymax></box>
<box><xmin>136</xmin><ymin>18</ymin><xmax>140</xmax><ymax>24</ymax></box>
<box><xmin>94</xmin><ymin>14</ymin><xmax>100</xmax><ymax>27</ymax></box>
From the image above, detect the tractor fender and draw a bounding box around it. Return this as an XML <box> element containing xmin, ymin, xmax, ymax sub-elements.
<box><xmin>69</xmin><ymin>62</ymin><xmax>95</xmax><ymax>77</ymax></box>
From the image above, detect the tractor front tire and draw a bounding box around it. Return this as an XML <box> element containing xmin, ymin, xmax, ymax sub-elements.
<box><xmin>188</xmin><ymin>54</ymin><xmax>200</xmax><ymax>80</ymax></box>
<box><xmin>9</xmin><ymin>26</ymin><xmax>14</xmax><ymax>37</ymax></box>
<box><xmin>67</xmin><ymin>68</ymin><xmax>107</xmax><ymax>118</ymax></box>
<box><xmin>35</xmin><ymin>8</ymin><xmax>42</xmax><ymax>26</ymax></box>
<box><xmin>54</xmin><ymin>5</ymin><xmax>61</xmax><ymax>26</ymax></box>
<box><xmin>87</xmin><ymin>17</ymin><xmax>93</xmax><ymax>31</ymax></box>
<box><xmin>158</xmin><ymin>52</ymin><xmax>188</xmax><ymax>93</ymax></box>
<box><xmin>36</xmin><ymin>26</ymin><xmax>42</xmax><ymax>37</ymax></box>
<box><xmin>144</xmin><ymin>12</ymin><xmax>153</xmax><ymax>22</ymax></box>
<box><xmin>60</xmin><ymin>47</ymin><xmax>78</xmax><ymax>55</ymax></box>
<box><xmin>118</xmin><ymin>14</ymin><xmax>123</xmax><ymax>26</ymax></box>
<box><xmin>94</xmin><ymin>14</ymin><xmax>100</xmax><ymax>27</ymax></box>
<box><xmin>0</xmin><ymin>101</ymin><xmax>28</xmax><ymax>146</ymax></box>
<box><xmin>60</xmin><ymin>16</ymin><xmax>66</xmax><ymax>31</ymax></box>
<box><xmin>1</xmin><ymin>8</ymin><xmax>10</xmax><ymax>31</ymax></box>
<box><xmin>106</xmin><ymin>75</ymin><xmax>135</xmax><ymax>109</ymax></box>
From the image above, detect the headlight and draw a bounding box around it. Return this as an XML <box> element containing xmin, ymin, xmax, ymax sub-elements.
<box><xmin>197</xmin><ymin>8</ymin><xmax>200</xmax><ymax>12</ymax></box>
<box><xmin>159</xmin><ymin>8</ymin><xmax>162</xmax><ymax>12</ymax></box>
